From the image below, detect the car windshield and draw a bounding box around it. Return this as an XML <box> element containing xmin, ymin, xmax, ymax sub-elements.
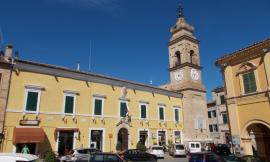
<box><xmin>190</xmin><ymin>154</ymin><xmax>203</xmax><ymax>160</ymax></box>
<box><xmin>152</xmin><ymin>147</ymin><xmax>163</xmax><ymax>150</ymax></box>
<box><xmin>176</xmin><ymin>145</ymin><xmax>184</xmax><ymax>149</ymax></box>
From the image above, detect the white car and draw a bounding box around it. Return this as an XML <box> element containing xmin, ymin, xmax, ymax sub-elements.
<box><xmin>0</xmin><ymin>153</ymin><xmax>40</xmax><ymax>162</ymax></box>
<box><xmin>169</xmin><ymin>144</ymin><xmax>186</xmax><ymax>157</ymax></box>
<box><xmin>188</xmin><ymin>142</ymin><xmax>201</xmax><ymax>153</ymax></box>
<box><xmin>60</xmin><ymin>147</ymin><xmax>101</xmax><ymax>161</ymax></box>
<box><xmin>148</xmin><ymin>145</ymin><xmax>164</xmax><ymax>158</ymax></box>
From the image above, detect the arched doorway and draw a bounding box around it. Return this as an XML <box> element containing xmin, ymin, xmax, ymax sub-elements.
<box><xmin>246</xmin><ymin>123</ymin><xmax>270</xmax><ymax>159</ymax></box>
<box><xmin>117</xmin><ymin>128</ymin><xmax>128</xmax><ymax>151</ymax></box>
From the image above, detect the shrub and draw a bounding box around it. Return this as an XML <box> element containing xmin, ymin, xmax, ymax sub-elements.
<box><xmin>136</xmin><ymin>141</ymin><xmax>146</xmax><ymax>152</ymax></box>
<box><xmin>44</xmin><ymin>151</ymin><xmax>56</xmax><ymax>162</ymax></box>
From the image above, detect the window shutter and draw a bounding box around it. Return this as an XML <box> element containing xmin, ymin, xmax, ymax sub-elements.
<box><xmin>26</xmin><ymin>91</ymin><xmax>38</xmax><ymax>111</ymax></box>
<box><xmin>65</xmin><ymin>96</ymin><xmax>74</xmax><ymax>114</ymax></box>
<box><xmin>243</xmin><ymin>72</ymin><xmax>257</xmax><ymax>94</ymax></box>
<box><xmin>120</xmin><ymin>102</ymin><xmax>127</xmax><ymax>117</ymax></box>
<box><xmin>141</xmin><ymin>105</ymin><xmax>146</xmax><ymax>119</ymax></box>
<box><xmin>175</xmin><ymin>109</ymin><xmax>179</xmax><ymax>122</ymax></box>
<box><xmin>94</xmin><ymin>99</ymin><xmax>102</xmax><ymax>115</ymax></box>
<box><xmin>159</xmin><ymin>107</ymin><xmax>164</xmax><ymax>120</ymax></box>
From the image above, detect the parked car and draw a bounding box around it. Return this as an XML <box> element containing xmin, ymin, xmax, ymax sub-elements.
<box><xmin>60</xmin><ymin>147</ymin><xmax>101</xmax><ymax>162</ymax></box>
<box><xmin>216</xmin><ymin>144</ymin><xmax>230</xmax><ymax>156</ymax></box>
<box><xmin>0</xmin><ymin>153</ymin><xmax>40</xmax><ymax>162</ymax></box>
<box><xmin>169</xmin><ymin>144</ymin><xmax>186</xmax><ymax>157</ymax></box>
<box><xmin>222</xmin><ymin>155</ymin><xmax>241</xmax><ymax>162</ymax></box>
<box><xmin>189</xmin><ymin>152</ymin><xmax>223</xmax><ymax>162</ymax></box>
<box><xmin>76</xmin><ymin>152</ymin><xmax>126</xmax><ymax>162</ymax></box>
<box><xmin>188</xmin><ymin>142</ymin><xmax>202</xmax><ymax>153</ymax></box>
<box><xmin>119</xmin><ymin>149</ymin><xmax>157</xmax><ymax>162</ymax></box>
<box><xmin>147</xmin><ymin>145</ymin><xmax>164</xmax><ymax>159</ymax></box>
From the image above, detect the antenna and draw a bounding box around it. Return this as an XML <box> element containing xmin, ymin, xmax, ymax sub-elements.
<box><xmin>88</xmin><ymin>40</ymin><xmax>92</xmax><ymax>71</ymax></box>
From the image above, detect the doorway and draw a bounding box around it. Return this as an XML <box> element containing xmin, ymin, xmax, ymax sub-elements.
<box><xmin>57</xmin><ymin>131</ymin><xmax>74</xmax><ymax>156</ymax></box>
<box><xmin>16</xmin><ymin>143</ymin><xmax>36</xmax><ymax>154</ymax></box>
<box><xmin>158</xmin><ymin>131</ymin><xmax>166</xmax><ymax>146</ymax></box>
<box><xmin>117</xmin><ymin>128</ymin><xmax>128</xmax><ymax>151</ymax></box>
<box><xmin>246</xmin><ymin>123</ymin><xmax>270</xmax><ymax>160</ymax></box>
<box><xmin>90</xmin><ymin>129</ymin><xmax>103</xmax><ymax>151</ymax></box>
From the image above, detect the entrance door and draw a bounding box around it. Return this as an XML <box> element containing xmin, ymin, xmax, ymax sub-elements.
<box><xmin>57</xmin><ymin>131</ymin><xmax>74</xmax><ymax>156</ymax></box>
<box><xmin>246</xmin><ymin>123</ymin><xmax>270</xmax><ymax>160</ymax></box>
<box><xmin>139</xmin><ymin>130</ymin><xmax>148</xmax><ymax>146</ymax></box>
<box><xmin>90</xmin><ymin>130</ymin><xmax>103</xmax><ymax>151</ymax></box>
<box><xmin>117</xmin><ymin>128</ymin><xmax>128</xmax><ymax>151</ymax></box>
<box><xmin>158</xmin><ymin>131</ymin><xmax>166</xmax><ymax>146</ymax></box>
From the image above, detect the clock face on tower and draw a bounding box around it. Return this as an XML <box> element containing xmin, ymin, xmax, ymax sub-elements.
<box><xmin>190</xmin><ymin>69</ymin><xmax>199</xmax><ymax>81</ymax></box>
<box><xmin>174</xmin><ymin>70</ymin><xmax>184</xmax><ymax>81</ymax></box>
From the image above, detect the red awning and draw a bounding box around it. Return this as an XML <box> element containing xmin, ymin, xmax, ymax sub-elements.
<box><xmin>55</xmin><ymin>128</ymin><xmax>79</xmax><ymax>132</ymax></box>
<box><xmin>13</xmin><ymin>127</ymin><xmax>45</xmax><ymax>144</ymax></box>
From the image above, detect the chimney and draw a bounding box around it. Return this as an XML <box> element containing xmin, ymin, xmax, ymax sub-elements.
<box><xmin>5</xmin><ymin>44</ymin><xmax>13</xmax><ymax>58</ymax></box>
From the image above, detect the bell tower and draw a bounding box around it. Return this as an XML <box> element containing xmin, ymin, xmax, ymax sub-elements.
<box><xmin>162</xmin><ymin>4</ymin><xmax>210</xmax><ymax>145</ymax></box>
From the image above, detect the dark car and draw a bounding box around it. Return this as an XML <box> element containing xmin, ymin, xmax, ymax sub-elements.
<box><xmin>216</xmin><ymin>144</ymin><xmax>230</xmax><ymax>156</ymax></box>
<box><xmin>119</xmin><ymin>149</ymin><xmax>157</xmax><ymax>162</ymax></box>
<box><xmin>189</xmin><ymin>152</ymin><xmax>223</xmax><ymax>162</ymax></box>
<box><xmin>76</xmin><ymin>152</ymin><xmax>125</xmax><ymax>162</ymax></box>
<box><xmin>222</xmin><ymin>155</ymin><xmax>241</xmax><ymax>162</ymax></box>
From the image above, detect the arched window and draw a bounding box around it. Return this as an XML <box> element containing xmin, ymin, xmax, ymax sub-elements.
<box><xmin>175</xmin><ymin>51</ymin><xmax>181</xmax><ymax>66</ymax></box>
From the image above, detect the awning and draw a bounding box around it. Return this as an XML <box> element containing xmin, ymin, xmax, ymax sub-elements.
<box><xmin>55</xmin><ymin>128</ymin><xmax>79</xmax><ymax>132</ymax></box>
<box><xmin>13</xmin><ymin>127</ymin><xmax>45</xmax><ymax>144</ymax></box>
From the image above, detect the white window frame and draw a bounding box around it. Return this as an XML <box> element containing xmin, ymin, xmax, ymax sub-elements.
<box><xmin>173</xmin><ymin>130</ymin><xmax>183</xmax><ymax>144</ymax></box>
<box><xmin>63</xmin><ymin>93</ymin><xmax>76</xmax><ymax>115</ymax></box>
<box><xmin>89</xmin><ymin>128</ymin><xmax>105</xmax><ymax>152</ymax></box>
<box><xmin>158</xmin><ymin>106</ymin><xmax>165</xmax><ymax>121</ymax></box>
<box><xmin>138</xmin><ymin>129</ymin><xmax>150</xmax><ymax>147</ymax></box>
<box><xmin>92</xmin><ymin>97</ymin><xmax>105</xmax><ymax>117</ymax></box>
<box><xmin>139</xmin><ymin>103</ymin><xmax>148</xmax><ymax>120</ymax></box>
<box><xmin>24</xmin><ymin>88</ymin><xmax>41</xmax><ymax>113</ymax></box>
<box><xmin>55</xmin><ymin>129</ymin><xmax>76</xmax><ymax>152</ymax></box>
<box><xmin>173</xmin><ymin>107</ymin><xmax>180</xmax><ymax>122</ymax></box>
<box><xmin>119</xmin><ymin>100</ymin><xmax>129</xmax><ymax>118</ymax></box>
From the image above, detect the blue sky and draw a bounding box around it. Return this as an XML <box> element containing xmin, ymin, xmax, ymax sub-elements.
<box><xmin>1</xmin><ymin>0</ymin><xmax>270</xmax><ymax>101</ymax></box>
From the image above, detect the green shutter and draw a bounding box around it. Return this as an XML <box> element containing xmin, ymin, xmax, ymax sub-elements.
<box><xmin>65</xmin><ymin>96</ymin><xmax>74</xmax><ymax>114</ymax></box>
<box><xmin>243</xmin><ymin>72</ymin><xmax>257</xmax><ymax>94</ymax></box>
<box><xmin>159</xmin><ymin>107</ymin><xmax>164</xmax><ymax>120</ymax></box>
<box><xmin>120</xmin><ymin>102</ymin><xmax>127</xmax><ymax>117</ymax></box>
<box><xmin>26</xmin><ymin>91</ymin><xmax>38</xmax><ymax>111</ymax></box>
<box><xmin>175</xmin><ymin>109</ymin><xmax>179</xmax><ymax>122</ymax></box>
<box><xmin>141</xmin><ymin>105</ymin><xmax>146</xmax><ymax>119</ymax></box>
<box><xmin>94</xmin><ymin>99</ymin><xmax>102</xmax><ymax>115</ymax></box>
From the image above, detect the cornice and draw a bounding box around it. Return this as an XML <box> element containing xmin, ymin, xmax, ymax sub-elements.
<box><xmin>169</xmin><ymin>62</ymin><xmax>202</xmax><ymax>71</ymax></box>
<box><xmin>168</xmin><ymin>35</ymin><xmax>199</xmax><ymax>46</ymax></box>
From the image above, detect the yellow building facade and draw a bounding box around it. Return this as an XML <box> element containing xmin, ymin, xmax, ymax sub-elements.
<box><xmin>1</xmin><ymin>59</ymin><xmax>183</xmax><ymax>157</ymax></box>
<box><xmin>216</xmin><ymin>38</ymin><xmax>270</xmax><ymax>159</ymax></box>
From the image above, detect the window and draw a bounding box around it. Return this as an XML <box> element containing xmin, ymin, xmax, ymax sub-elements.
<box><xmin>24</xmin><ymin>89</ymin><xmax>41</xmax><ymax>112</ymax></box>
<box><xmin>243</xmin><ymin>72</ymin><xmax>257</xmax><ymax>94</ymax></box>
<box><xmin>222</xmin><ymin>114</ymin><xmax>228</xmax><ymax>124</ymax></box>
<box><xmin>208</xmin><ymin>111</ymin><xmax>211</xmax><ymax>118</ymax></box>
<box><xmin>213</xmin><ymin>124</ymin><xmax>218</xmax><ymax>132</ymax></box>
<box><xmin>195</xmin><ymin>117</ymin><xmax>204</xmax><ymax>129</ymax></box>
<box><xmin>140</xmin><ymin>104</ymin><xmax>147</xmax><ymax>119</ymax></box>
<box><xmin>93</xmin><ymin>98</ymin><xmax>104</xmax><ymax>116</ymax></box>
<box><xmin>174</xmin><ymin>108</ymin><xmax>180</xmax><ymax>122</ymax></box>
<box><xmin>209</xmin><ymin>125</ymin><xmax>213</xmax><ymax>132</ymax></box>
<box><xmin>212</xmin><ymin>111</ymin><xmax>216</xmax><ymax>118</ymax></box>
<box><xmin>158</xmin><ymin>106</ymin><xmax>165</xmax><ymax>120</ymax></box>
<box><xmin>120</xmin><ymin>101</ymin><xmax>128</xmax><ymax>117</ymax></box>
<box><xmin>220</xmin><ymin>95</ymin><xmax>225</xmax><ymax>104</ymax></box>
<box><xmin>64</xmin><ymin>94</ymin><xmax>75</xmax><ymax>114</ymax></box>
<box><xmin>175</xmin><ymin>51</ymin><xmax>181</xmax><ymax>65</ymax></box>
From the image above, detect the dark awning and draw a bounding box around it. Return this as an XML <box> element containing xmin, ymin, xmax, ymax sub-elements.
<box><xmin>13</xmin><ymin>127</ymin><xmax>45</xmax><ymax>144</ymax></box>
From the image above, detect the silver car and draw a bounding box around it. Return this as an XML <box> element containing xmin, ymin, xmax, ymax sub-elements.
<box><xmin>169</xmin><ymin>144</ymin><xmax>186</xmax><ymax>157</ymax></box>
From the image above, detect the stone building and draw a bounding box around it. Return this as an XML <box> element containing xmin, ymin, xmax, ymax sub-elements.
<box><xmin>161</xmin><ymin>6</ymin><xmax>210</xmax><ymax>145</ymax></box>
<box><xmin>207</xmin><ymin>87</ymin><xmax>230</xmax><ymax>144</ymax></box>
<box><xmin>216</xmin><ymin>38</ymin><xmax>270</xmax><ymax>159</ymax></box>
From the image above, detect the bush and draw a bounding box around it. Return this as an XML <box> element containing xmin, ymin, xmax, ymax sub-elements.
<box><xmin>136</xmin><ymin>141</ymin><xmax>146</xmax><ymax>152</ymax></box>
<box><xmin>116</xmin><ymin>141</ymin><xmax>122</xmax><ymax>151</ymax></box>
<box><xmin>44</xmin><ymin>151</ymin><xmax>56</xmax><ymax>162</ymax></box>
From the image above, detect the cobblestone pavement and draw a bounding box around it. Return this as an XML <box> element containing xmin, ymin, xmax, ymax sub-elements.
<box><xmin>158</xmin><ymin>153</ymin><xmax>188</xmax><ymax>162</ymax></box>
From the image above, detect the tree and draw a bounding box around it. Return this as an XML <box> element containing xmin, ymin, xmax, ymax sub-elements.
<box><xmin>136</xmin><ymin>141</ymin><xmax>146</xmax><ymax>152</ymax></box>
